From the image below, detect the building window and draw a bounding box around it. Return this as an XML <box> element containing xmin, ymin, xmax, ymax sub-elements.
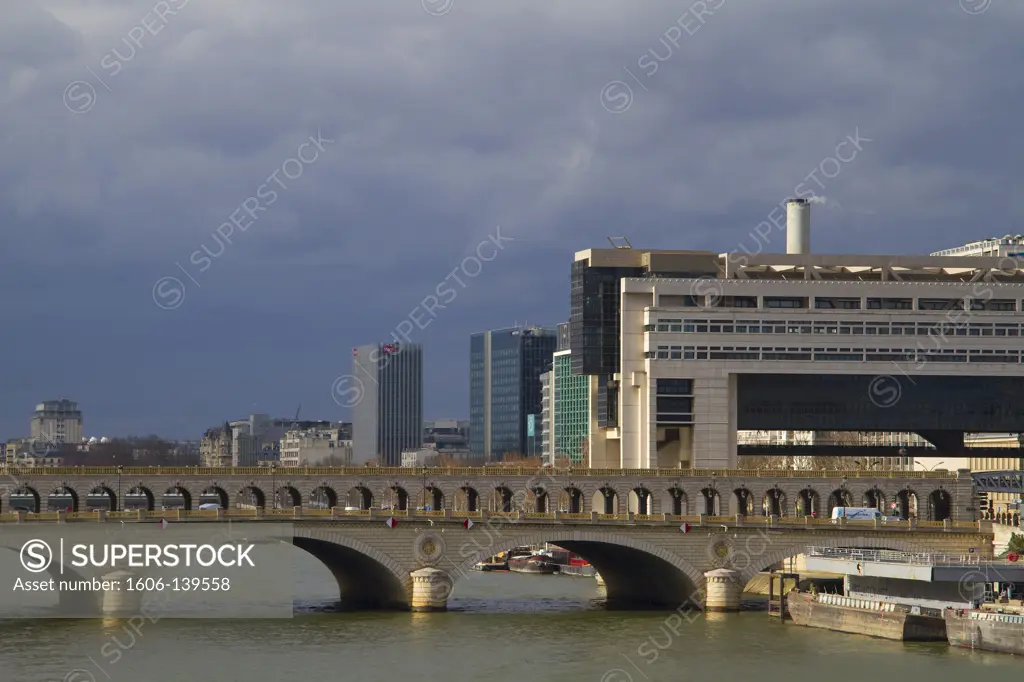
<box><xmin>918</xmin><ymin>298</ymin><xmax>963</xmax><ymax>311</ymax></box>
<box><xmin>764</xmin><ymin>297</ymin><xmax>807</xmax><ymax>309</ymax></box>
<box><xmin>814</xmin><ymin>298</ymin><xmax>861</xmax><ymax>309</ymax></box>
<box><xmin>719</xmin><ymin>296</ymin><xmax>757</xmax><ymax>308</ymax></box>
<box><xmin>657</xmin><ymin>379</ymin><xmax>693</xmax><ymax>394</ymax></box>
<box><xmin>867</xmin><ymin>298</ymin><xmax>912</xmax><ymax>310</ymax></box>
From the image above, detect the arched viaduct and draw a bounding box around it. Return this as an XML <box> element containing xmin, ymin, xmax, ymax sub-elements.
<box><xmin>0</xmin><ymin>466</ymin><xmax>974</xmax><ymax>525</ymax></box>
<box><xmin>287</xmin><ymin>520</ymin><xmax>992</xmax><ymax>611</ymax></box>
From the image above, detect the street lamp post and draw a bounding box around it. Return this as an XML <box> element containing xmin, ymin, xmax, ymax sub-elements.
<box><xmin>915</xmin><ymin>460</ymin><xmax>945</xmax><ymax>472</ymax></box>
<box><xmin>1016</xmin><ymin>435</ymin><xmax>1023</xmax><ymax>529</ymax></box>
<box><xmin>271</xmin><ymin>463</ymin><xmax>278</xmax><ymax>509</ymax></box>
<box><xmin>116</xmin><ymin>465</ymin><xmax>123</xmax><ymax>512</ymax></box>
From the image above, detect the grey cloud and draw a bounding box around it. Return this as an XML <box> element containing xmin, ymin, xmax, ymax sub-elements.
<box><xmin>0</xmin><ymin>0</ymin><xmax>1020</xmax><ymax>435</ymax></box>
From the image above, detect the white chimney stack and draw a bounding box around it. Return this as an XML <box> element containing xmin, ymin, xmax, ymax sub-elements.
<box><xmin>786</xmin><ymin>198</ymin><xmax>810</xmax><ymax>254</ymax></box>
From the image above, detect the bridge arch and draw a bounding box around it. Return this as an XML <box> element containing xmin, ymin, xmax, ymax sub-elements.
<box><xmin>628</xmin><ymin>487</ymin><xmax>653</xmax><ymax>514</ymax></box>
<box><xmin>0</xmin><ymin>544</ymin><xmax>95</xmax><ymax>612</ymax></box>
<box><xmin>795</xmin><ymin>488</ymin><xmax>821</xmax><ymax>517</ymax></box>
<box><xmin>734</xmin><ymin>488</ymin><xmax>753</xmax><ymax>517</ymax></box>
<box><xmin>454</xmin><ymin>486</ymin><xmax>479</xmax><ymax>512</ymax></box>
<box><xmin>863</xmin><ymin>488</ymin><xmax>886</xmax><ymax>512</ymax></box>
<box><xmin>87</xmin><ymin>486</ymin><xmax>117</xmax><ymax>511</ymax></box>
<box><xmin>892</xmin><ymin>488</ymin><xmax>918</xmax><ymax>520</ymax></box>
<box><xmin>10</xmin><ymin>485</ymin><xmax>41</xmax><ymax>513</ymax></box>
<box><xmin>762</xmin><ymin>488</ymin><xmax>787</xmax><ymax>517</ymax></box>
<box><xmin>199</xmin><ymin>486</ymin><xmax>229</xmax><ymax>509</ymax></box>
<box><xmin>162</xmin><ymin>486</ymin><xmax>192</xmax><ymax>510</ymax></box>
<box><xmin>309</xmin><ymin>485</ymin><xmax>338</xmax><ymax>509</ymax></box>
<box><xmin>928</xmin><ymin>489</ymin><xmax>952</xmax><ymax>521</ymax></box>
<box><xmin>663</xmin><ymin>487</ymin><xmax>687</xmax><ymax>516</ymax></box>
<box><xmin>594</xmin><ymin>486</ymin><xmax>619</xmax><ymax>514</ymax></box>
<box><xmin>423</xmin><ymin>486</ymin><xmax>444</xmax><ymax>510</ymax></box>
<box><xmin>450</xmin><ymin>531</ymin><xmax>704</xmax><ymax>609</ymax></box>
<box><xmin>384</xmin><ymin>486</ymin><xmax>408</xmax><ymax>511</ymax></box>
<box><xmin>491</xmin><ymin>486</ymin><xmax>514</xmax><ymax>512</ymax></box>
<box><xmin>124</xmin><ymin>485</ymin><xmax>155</xmax><ymax>510</ymax></box>
<box><xmin>48</xmin><ymin>485</ymin><xmax>78</xmax><ymax>512</ymax></box>
<box><xmin>699</xmin><ymin>487</ymin><xmax>721</xmax><ymax>515</ymax></box>
<box><xmin>346</xmin><ymin>486</ymin><xmax>371</xmax><ymax>510</ymax></box>
<box><xmin>237</xmin><ymin>486</ymin><xmax>265</xmax><ymax>509</ymax></box>
<box><xmin>558</xmin><ymin>487</ymin><xmax>584</xmax><ymax>513</ymax></box>
<box><xmin>526</xmin><ymin>487</ymin><xmax>549</xmax><ymax>513</ymax></box>
<box><xmin>827</xmin><ymin>488</ymin><xmax>853</xmax><ymax>514</ymax></box>
<box><xmin>275</xmin><ymin>486</ymin><xmax>302</xmax><ymax>509</ymax></box>
<box><xmin>291</xmin><ymin>528</ymin><xmax>411</xmax><ymax>610</ymax></box>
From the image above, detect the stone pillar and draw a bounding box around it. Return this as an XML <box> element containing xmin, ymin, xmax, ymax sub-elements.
<box><xmin>703</xmin><ymin>569</ymin><xmax>741</xmax><ymax>612</ymax></box>
<box><xmin>410</xmin><ymin>568</ymin><xmax>453</xmax><ymax>612</ymax></box>
<box><xmin>101</xmin><ymin>570</ymin><xmax>143</xmax><ymax>616</ymax></box>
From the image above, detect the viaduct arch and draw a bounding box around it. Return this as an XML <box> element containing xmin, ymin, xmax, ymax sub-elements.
<box><xmin>291</xmin><ymin>527</ymin><xmax>411</xmax><ymax>610</ymax></box>
<box><xmin>449</xmin><ymin>532</ymin><xmax>704</xmax><ymax>609</ymax></box>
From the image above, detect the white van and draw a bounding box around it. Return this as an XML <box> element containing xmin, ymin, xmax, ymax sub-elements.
<box><xmin>831</xmin><ymin>507</ymin><xmax>882</xmax><ymax>522</ymax></box>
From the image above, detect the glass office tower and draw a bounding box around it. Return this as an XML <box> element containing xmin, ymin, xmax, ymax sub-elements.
<box><xmin>469</xmin><ymin>326</ymin><xmax>557</xmax><ymax>461</ymax></box>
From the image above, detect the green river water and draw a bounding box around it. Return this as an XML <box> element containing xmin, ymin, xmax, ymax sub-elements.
<box><xmin>0</xmin><ymin>552</ymin><xmax>1019</xmax><ymax>681</ymax></box>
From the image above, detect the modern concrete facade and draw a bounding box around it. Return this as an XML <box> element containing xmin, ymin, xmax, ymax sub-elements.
<box><xmin>469</xmin><ymin>326</ymin><xmax>557</xmax><ymax>461</ymax></box>
<box><xmin>30</xmin><ymin>399</ymin><xmax>82</xmax><ymax>445</ymax></box>
<box><xmin>352</xmin><ymin>343</ymin><xmax>423</xmax><ymax>466</ymax></box>
<box><xmin>572</xmin><ymin>228</ymin><xmax>1024</xmax><ymax>470</ymax></box>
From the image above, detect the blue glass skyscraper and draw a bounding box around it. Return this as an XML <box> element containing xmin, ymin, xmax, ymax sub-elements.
<box><xmin>470</xmin><ymin>326</ymin><xmax>557</xmax><ymax>461</ymax></box>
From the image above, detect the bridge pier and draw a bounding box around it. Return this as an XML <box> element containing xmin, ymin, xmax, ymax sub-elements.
<box><xmin>410</xmin><ymin>568</ymin><xmax>453</xmax><ymax>612</ymax></box>
<box><xmin>704</xmin><ymin>569</ymin><xmax>741</xmax><ymax>612</ymax></box>
<box><xmin>100</xmin><ymin>570</ymin><xmax>144</xmax><ymax>617</ymax></box>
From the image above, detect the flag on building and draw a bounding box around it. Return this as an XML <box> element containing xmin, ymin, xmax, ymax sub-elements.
<box><xmin>352</xmin><ymin>348</ymin><xmax>358</xmax><ymax>356</ymax></box>
<box><xmin>382</xmin><ymin>344</ymin><xmax>397</xmax><ymax>354</ymax></box>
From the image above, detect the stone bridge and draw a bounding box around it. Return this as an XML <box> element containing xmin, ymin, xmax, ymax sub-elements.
<box><xmin>0</xmin><ymin>508</ymin><xmax>993</xmax><ymax>614</ymax></box>
<box><xmin>0</xmin><ymin>466</ymin><xmax>974</xmax><ymax>523</ymax></box>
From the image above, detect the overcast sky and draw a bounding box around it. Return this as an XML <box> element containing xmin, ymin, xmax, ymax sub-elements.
<box><xmin>1</xmin><ymin>0</ymin><xmax>1021</xmax><ymax>439</ymax></box>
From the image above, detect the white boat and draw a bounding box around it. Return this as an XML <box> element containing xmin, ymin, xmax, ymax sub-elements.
<box><xmin>198</xmin><ymin>503</ymin><xmax>221</xmax><ymax>511</ymax></box>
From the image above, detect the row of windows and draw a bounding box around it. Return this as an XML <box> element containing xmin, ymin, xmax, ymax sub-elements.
<box><xmin>666</xmin><ymin>296</ymin><xmax>1020</xmax><ymax>311</ymax></box>
<box><xmin>649</xmin><ymin>319</ymin><xmax>1024</xmax><ymax>337</ymax></box>
<box><xmin>646</xmin><ymin>345</ymin><xmax>1023</xmax><ymax>363</ymax></box>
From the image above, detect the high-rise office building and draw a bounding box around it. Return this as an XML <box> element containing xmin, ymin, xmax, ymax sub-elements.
<box><xmin>469</xmin><ymin>326</ymin><xmax>557</xmax><ymax>461</ymax></box>
<box><xmin>351</xmin><ymin>342</ymin><xmax>423</xmax><ymax>466</ymax></box>
<box><xmin>31</xmin><ymin>399</ymin><xmax>83</xmax><ymax>445</ymax></box>
<box><xmin>552</xmin><ymin>350</ymin><xmax>590</xmax><ymax>465</ymax></box>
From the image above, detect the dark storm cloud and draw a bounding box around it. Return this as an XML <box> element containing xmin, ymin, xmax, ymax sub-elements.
<box><xmin>0</xmin><ymin>0</ymin><xmax>1021</xmax><ymax>437</ymax></box>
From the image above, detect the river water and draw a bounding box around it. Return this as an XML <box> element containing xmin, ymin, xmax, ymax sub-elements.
<box><xmin>0</xmin><ymin>551</ymin><xmax>1019</xmax><ymax>681</ymax></box>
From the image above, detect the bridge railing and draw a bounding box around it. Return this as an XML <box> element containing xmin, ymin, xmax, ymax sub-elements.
<box><xmin>0</xmin><ymin>465</ymin><xmax>962</xmax><ymax>479</ymax></box>
<box><xmin>807</xmin><ymin>546</ymin><xmax>1009</xmax><ymax>566</ymax></box>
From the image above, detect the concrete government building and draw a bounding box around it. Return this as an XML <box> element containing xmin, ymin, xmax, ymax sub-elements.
<box><xmin>570</xmin><ymin>200</ymin><xmax>1024</xmax><ymax>470</ymax></box>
